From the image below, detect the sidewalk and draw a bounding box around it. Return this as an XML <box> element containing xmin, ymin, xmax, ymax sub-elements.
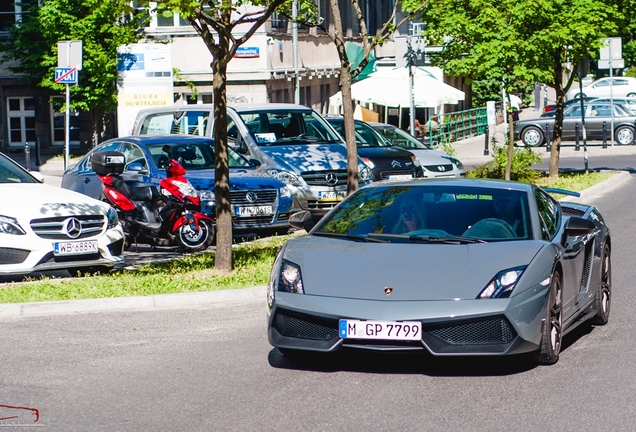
<box><xmin>452</xmin><ymin>107</ymin><xmax>636</xmax><ymax>170</ymax></box>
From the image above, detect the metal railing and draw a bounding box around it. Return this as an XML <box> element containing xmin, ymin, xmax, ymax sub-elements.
<box><xmin>429</xmin><ymin>107</ymin><xmax>489</xmax><ymax>145</ymax></box>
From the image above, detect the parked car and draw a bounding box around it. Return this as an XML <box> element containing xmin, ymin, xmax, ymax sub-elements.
<box><xmin>132</xmin><ymin>104</ymin><xmax>374</xmax><ymax>218</ymax></box>
<box><xmin>0</xmin><ymin>152</ymin><xmax>125</xmax><ymax>276</ymax></box>
<box><xmin>61</xmin><ymin>135</ymin><xmax>294</xmax><ymax>235</ymax></box>
<box><xmin>515</xmin><ymin>101</ymin><xmax>636</xmax><ymax>146</ymax></box>
<box><xmin>541</xmin><ymin>97</ymin><xmax>594</xmax><ymax>117</ymax></box>
<box><xmin>367</xmin><ymin>122</ymin><xmax>466</xmax><ymax>178</ymax></box>
<box><xmin>566</xmin><ymin>77</ymin><xmax>636</xmax><ymax>100</ymax></box>
<box><xmin>267</xmin><ymin>178</ymin><xmax>611</xmax><ymax>365</ymax></box>
<box><xmin>324</xmin><ymin>118</ymin><xmax>424</xmax><ymax>181</ymax></box>
<box><xmin>541</xmin><ymin>97</ymin><xmax>636</xmax><ymax>117</ymax></box>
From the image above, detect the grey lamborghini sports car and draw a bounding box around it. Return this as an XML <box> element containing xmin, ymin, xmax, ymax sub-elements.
<box><xmin>266</xmin><ymin>178</ymin><xmax>612</xmax><ymax>365</ymax></box>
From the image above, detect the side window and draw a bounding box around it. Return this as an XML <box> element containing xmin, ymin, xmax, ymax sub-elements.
<box><xmin>139</xmin><ymin>113</ymin><xmax>176</xmax><ymax>135</ymax></box>
<box><xmin>535</xmin><ymin>189</ymin><xmax>560</xmax><ymax>240</ymax></box>
<box><xmin>120</xmin><ymin>143</ymin><xmax>147</xmax><ymax>172</ymax></box>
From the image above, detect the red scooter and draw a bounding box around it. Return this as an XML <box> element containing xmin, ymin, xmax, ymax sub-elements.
<box><xmin>91</xmin><ymin>151</ymin><xmax>215</xmax><ymax>252</ymax></box>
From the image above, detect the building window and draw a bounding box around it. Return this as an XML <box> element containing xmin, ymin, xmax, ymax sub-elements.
<box><xmin>0</xmin><ymin>0</ymin><xmax>38</xmax><ymax>32</ymax></box>
<box><xmin>271</xmin><ymin>12</ymin><xmax>287</xmax><ymax>29</ymax></box>
<box><xmin>6</xmin><ymin>97</ymin><xmax>36</xmax><ymax>147</ymax></box>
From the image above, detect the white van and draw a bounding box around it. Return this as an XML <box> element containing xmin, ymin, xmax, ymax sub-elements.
<box><xmin>133</xmin><ymin>103</ymin><xmax>373</xmax><ymax>217</ymax></box>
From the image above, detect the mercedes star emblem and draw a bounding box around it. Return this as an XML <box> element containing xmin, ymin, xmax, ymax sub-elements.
<box><xmin>64</xmin><ymin>217</ymin><xmax>82</xmax><ymax>239</ymax></box>
<box><xmin>325</xmin><ymin>172</ymin><xmax>338</xmax><ymax>186</ymax></box>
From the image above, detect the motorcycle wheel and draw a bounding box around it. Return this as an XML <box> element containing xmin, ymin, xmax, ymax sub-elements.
<box><xmin>176</xmin><ymin>220</ymin><xmax>214</xmax><ymax>252</ymax></box>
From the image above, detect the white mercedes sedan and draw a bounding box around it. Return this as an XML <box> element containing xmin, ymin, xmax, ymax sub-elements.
<box><xmin>0</xmin><ymin>152</ymin><xmax>125</xmax><ymax>276</ymax></box>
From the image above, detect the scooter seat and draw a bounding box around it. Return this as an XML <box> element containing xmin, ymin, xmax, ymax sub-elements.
<box><xmin>111</xmin><ymin>177</ymin><xmax>160</xmax><ymax>201</ymax></box>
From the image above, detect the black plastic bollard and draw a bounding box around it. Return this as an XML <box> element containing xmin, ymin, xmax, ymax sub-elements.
<box><xmin>575</xmin><ymin>123</ymin><xmax>580</xmax><ymax>151</ymax></box>
<box><xmin>484</xmin><ymin>125</ymin><xmax>489</xmax><ymax>155</ymax></box>
<box><xmin>545</xmin><ymin>123</ymin><xmax>551</xmax><ymax>152</ymax></box>
<box><xmin>24</xmin><ymin>142</ymin><xmax>30</xmax><ymax>171</ymax></box>
<box><xmin>602</xmin><ymin>121</ymin><xmax>607</xmax><ymax>149</ymax></box>
<box><xmin>34</xmin><ymin>138</ymin><xmax>41</xmax><ymax>166</ymax></box>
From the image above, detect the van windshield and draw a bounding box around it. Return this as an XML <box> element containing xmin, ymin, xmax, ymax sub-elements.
<box><xmin>238</xmin><ymin>110</ymin><xmax>343</xmax><ymax>145</ymax></box>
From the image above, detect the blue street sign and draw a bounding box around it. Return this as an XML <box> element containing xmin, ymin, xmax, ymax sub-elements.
<box><xmin>55</xmin><ymin>67</ymin><xmax>78</xmax><ymax>84</ymax></box>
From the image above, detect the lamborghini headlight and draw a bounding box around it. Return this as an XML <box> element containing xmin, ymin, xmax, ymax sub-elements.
<box><xmin>478</xmin><ymin>266</ymin><xmax>526</xmax><ymax>299</ymax></box>
<box><xmin>0</xmin><ymin>215</ymin><xmax>26</xmax><ymax>235</ymax></box>
<box><xmin>106</xmin><ymin>207</ymin><xmax>119</xmax><ymax>229</ymax></box>
<box><xmin>278</xmin><ymin>259</ymin><xmax>304</xmax><ymax>294</ymax></box>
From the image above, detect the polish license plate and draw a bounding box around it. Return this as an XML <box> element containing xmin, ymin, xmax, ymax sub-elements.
<box><xmin>339</xmin><ymin>319</ymin><xmax>422</xmax><ymax>341</ymax></box>
<box><xmin>387</xmin><ymin>174</ymin><xmax>414</xmax><ymax>181</ymax></box>
<box><xmin>318</xmin><ymin>191</ymin><xmax>346</xmax><ymax>201</ymax></box>
<box><xmin>54</xmin><ymin>240</ymin><xmax>98</xmax><ymax>256</ymax></box>
<box><xmin>235</xmin><ymin>205</ymin><xmax>273</xmax><ymax>217</ymax></box>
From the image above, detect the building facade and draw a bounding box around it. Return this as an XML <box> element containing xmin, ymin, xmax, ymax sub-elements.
<box><xmin>0</xmin><ymin>0</ymin><xmax>470</xmax><ymax>153</ymax></box>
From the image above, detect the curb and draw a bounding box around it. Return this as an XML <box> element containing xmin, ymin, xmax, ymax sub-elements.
<box><xmin>0</xmin><ymin>286</ymin><xmax>266</xmax><ymax>318</ymax></box>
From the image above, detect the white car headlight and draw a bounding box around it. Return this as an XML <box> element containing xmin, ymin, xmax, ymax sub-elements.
<box><xmin>279</xmin><ymin>186</ymin><xmax>292</xmax><ymax>199</ymax></box>
<box><xmin>198</xmin><ymin>189</ymin><xmax>215</xmax><ymax>202</ymax></box>
<box><xmin>0</xmin><ymin>215</ymin><xmax>26</xmax><ymax>235</ymax></box>
<box><xmin>443</xmin><ymin>156</ymin><xmax>464</xmax><ymax>169</ymax></box>
<box><xmin>361</xmin><ymin>157</ymin><xmax>375</xmax><ymax>170</ymax></box>
<box><xmin>107</xmin><ymin>207</ymin><xmax>118</xmax><ymax>229</ymax></box>
<box><xmin>278</xmin><ymin>259</ymin><xmax>304</xmax><ymax>294</ymax></box>
<box><xmin>478</xmin><ymin>266</ymin><xmax>526</xmax><ymax>299</ymax></box>
<box><xmin>359</xmin><ymin>165</ymin><xmax>373</xmax><ymax>183</ymax></box>
<box><xmin>267</xmin><ymin>169</ymin><xmax>303</xmax><ymax>187</ymax></box>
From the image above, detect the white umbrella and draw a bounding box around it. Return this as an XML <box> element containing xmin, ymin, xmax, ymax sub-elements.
<box><xmin>329</xmin><ymin>67</ymin><xmax>465</xmax><ymax>109</ymax></box>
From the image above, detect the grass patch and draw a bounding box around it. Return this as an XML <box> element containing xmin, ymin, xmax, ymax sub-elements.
<box><xmin>0</xmin><ymin>234</ymin><xmax>296</xmax><ymax>304</ymax></box>
<box><xmin>534</xmin><ymin>171</ymin><xmax>615</xmax><ymax>192</ymax></box>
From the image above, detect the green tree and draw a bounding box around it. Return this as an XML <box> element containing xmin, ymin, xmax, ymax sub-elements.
<box><xmin>0</xmin><ymin>0</ymin><xmax>143</xmax><ymax>146</ymax></box>
<box><xmin>421</xmin><ymin>0</ymin><xmax>621</xmax><ymax>178</ymax></box>
<box><xmin>324</xmin><ymin>0</ymin><xmax>423</xmax><ymax>193</ymax></box>
<box><xmin>151</xmin><ymin>0</ymin><xmax>315</xmax><ymax>272</ymax></box>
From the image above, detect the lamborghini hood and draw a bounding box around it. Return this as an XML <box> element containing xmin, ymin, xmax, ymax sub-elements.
<box><xmin>281</xmin><ymin>236</ymin><xmax>546</xmax><ymax>301</ymax></box>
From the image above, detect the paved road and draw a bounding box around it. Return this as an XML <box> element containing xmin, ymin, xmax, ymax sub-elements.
<box><xmin>1</xmin><ymin>177</ymin><xmax>635</xmax><ymax>431</ymax></box>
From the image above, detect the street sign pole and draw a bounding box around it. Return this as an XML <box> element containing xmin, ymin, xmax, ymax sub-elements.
<box><xmin>65</xmin><ymin>83</ymin><xmax>70</xmax><ymax>170</ymax></box>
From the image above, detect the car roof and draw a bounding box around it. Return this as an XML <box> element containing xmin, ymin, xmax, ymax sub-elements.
<box><xmin>105</xmin><ymin>135</ymin><xmax>215</xmax><ymax>145</ymax></box>
<box><xmin>364</xmin><ymin>177</ymin><xmax>534</xmax><ymax>192</ymax></box>
<box><xmin>136</xmin><ymin>103</ymin><xmax>312</xmax><ymax>116</ymax></box>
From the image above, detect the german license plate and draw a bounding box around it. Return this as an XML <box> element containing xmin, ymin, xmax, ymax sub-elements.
<box><xmin>339</xmin><ymin>319</ymin><xmax>422</xmax><ymax>341</ymax></box>
<box><xmin>387</xmin><ymin>174</ymin><xmax>413</xmax><ymax>181</ymax></box>
<box><xmin>54</xmin><ymin>240</ymin><xmax>98</xmax><ymax>256</ymax></box>
<box><xmin>235</xmin><ymin>205</ymin><xmax>273</xmax><ymax>217</ymax></box>
<box><xmin>318</xmin><ymin>191</ymin><xmax>346</xmax><ymax>201</ymax></box>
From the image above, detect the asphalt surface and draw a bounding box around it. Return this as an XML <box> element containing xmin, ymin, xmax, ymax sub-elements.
<box><xmin>2</xmin><ymin>109</ymin><xmax>635</xmax><ymax>317</ymax></box>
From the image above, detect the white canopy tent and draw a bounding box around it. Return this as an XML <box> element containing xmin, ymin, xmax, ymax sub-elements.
<box><xmin>329</xmin><ymin>67</ymin><xmax>465</xmax><ymax>121</ymax></box>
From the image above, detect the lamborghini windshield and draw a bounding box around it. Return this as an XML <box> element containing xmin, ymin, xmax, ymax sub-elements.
<box><xmin>314</xmin><ymin>184</ymin><xmax>533</xmax><ymax>242</ymax></box>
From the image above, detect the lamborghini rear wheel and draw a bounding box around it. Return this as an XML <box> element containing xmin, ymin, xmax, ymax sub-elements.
<box><xmin>592</xmin><ymin>244</ymin><xmax>611</xmax><ymax>325</ymax></box>
<box><xmin>535</xmin><ymin>270</ymin><xmax>563</xmax><ymax>365</ymax></box>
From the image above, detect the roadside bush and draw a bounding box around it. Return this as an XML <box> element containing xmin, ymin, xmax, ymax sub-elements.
<box><xmin>468</xmin><ymin>140</ymin><xmax>542</xmax><ymax>182</ymax></box>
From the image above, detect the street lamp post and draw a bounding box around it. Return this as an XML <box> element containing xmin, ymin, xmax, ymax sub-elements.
<box><xmin>405</xmin><ymin>25</ymin><xmax>424</xmax><ymax>137</ymax></box>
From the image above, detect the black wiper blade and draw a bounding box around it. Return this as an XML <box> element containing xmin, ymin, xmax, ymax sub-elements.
<box><xmin>313</xmin><ymin>232</ymin><xmax>388</xmax><ymax>242</ymax></box>
<box><xmin>409</xmin><ymin>235</ymin><xmax>486</xmax><ymax>244</ymax></box>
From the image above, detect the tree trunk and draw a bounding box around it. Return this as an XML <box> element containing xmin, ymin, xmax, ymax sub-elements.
<box><xmin>212</xmin><ymin>55</ymin><xmax>233</xmax><ymax>272</ymax></box>
<box><xmin>506</xmin><ymin>110</ymin><xmax>514</xmax><ymax>181</ymax></box>
<box><xmin>548</xmin><ymin>67</ymin><xmax>566</xmax><ymax>179</ymax></box>
<box><xmin>329</xmin><ymin>0</ymin><xmax>359</xmax><ymax>194</ymax></box>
